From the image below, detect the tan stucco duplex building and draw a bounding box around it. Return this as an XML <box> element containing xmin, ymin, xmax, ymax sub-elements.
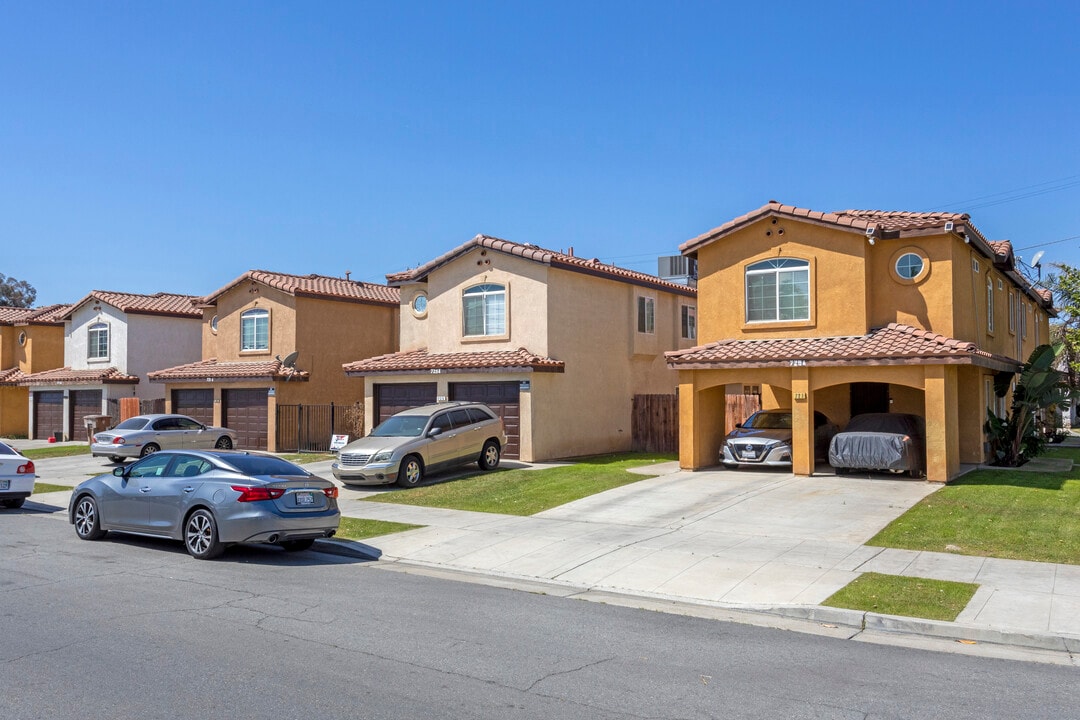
<box><xmin>343</xmin><ymin>235</ymin><xmax>697</xmax><ymax>461</ymax></box>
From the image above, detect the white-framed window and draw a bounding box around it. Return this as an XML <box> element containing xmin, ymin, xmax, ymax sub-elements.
<box><xmin>680</xmin><ymin>305</ymin><xmax>696</xmax><ymax>340</ymax></box>
<box><xmin>972</xmin><ymin>259</ymin><xmax>980</xmax><ymax>272</ymax></box>
<box><xmin>240</xmin><ymin>308</ymin><xmax>270</xmax><ymax>351</ymax></box>
<box><xmin>1021</xmin><ymin>302</ymin><xmax>1028</xmax><ymax>339</ymax></box>
<box><xmin>895</xmin><ymin>253</ymin><xmax>924</xmax><ymax>280</ymax></box>
<box><xmin>1008</xmin><ymin>291</ymin><xmax>1016</xmax><ymax>333</ymax></box>
<box><xmin>987</xmin><ymin>276</ymin><xmax>994</xmax><ymax>333</ymax></box>
<box><xmin>210</xmin><ymin>315</ymin><xmax>219</xmax><ymax>334</ymax></box>
<box><xmin>1036</xmin><ymin>312</ymin><xmax>1041</xmax><ymax>345</ymax></box>
<box><xmin>462</xmin><ymin>283</ymin><xmax>506</xmax><ymax>337</ymax></box>
<box><xmin>88</xmin><ymin>322</ymin><xmax>109</xmax><ymax>360</ymax></box>
<box><xmin>745</xmin><ymin>258</ymin><xmax>810</xmax><ymax>322</ymax></box>
<box><xmin>637</xmin><ymin>296</ymin><xmax>655</xmax><ymax>334</ymax></box>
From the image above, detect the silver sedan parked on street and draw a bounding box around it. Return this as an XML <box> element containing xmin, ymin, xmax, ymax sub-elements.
<box><xmin>91</xmin><ymin>414</ymin><xmax>237</xmax><ymax>462</ymax></box>
<box><xmin>69</xmin><ymin>450</ymin><xmax>340</xmax><ymax>559</ymax></box>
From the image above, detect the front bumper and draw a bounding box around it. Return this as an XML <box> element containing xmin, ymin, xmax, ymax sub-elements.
<box><xmin>722</xmin><ymin>443</ymin><xmax>793</xmax><ymax>467</ymax></box>
<box><xmin>331</xmin><ymin>460</ymin><xmax>400</xmax><ymax>485</ymax></box>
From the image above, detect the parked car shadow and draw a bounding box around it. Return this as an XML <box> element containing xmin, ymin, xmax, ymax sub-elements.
<box><xmin>2</xmin><ymin>499</ymin><xmax>66</xmax><ymax>514</ymax></box>
<box><xmin>86</xmin><ymin>532</ymin><xmax>375</xmax><ymax>566</ymax></box>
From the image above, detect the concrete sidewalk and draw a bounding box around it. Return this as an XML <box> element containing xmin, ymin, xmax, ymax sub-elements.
<box><xmin>319</xmin><ymin>465</ymin><xmax>1080</xmax><ymax>656</ymax></box>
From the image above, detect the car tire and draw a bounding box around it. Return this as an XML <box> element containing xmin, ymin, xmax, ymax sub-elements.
<box><xmin>215</xmin><ymin>436</ymin><xmax>233</xmax><ymax>450</ymax></box>
<box><xmin>280</xmin><ymin>539</ymin><xmax>315</xmax><ymax>552</ymax></box>
<box><xmin>397</xmin><ymin>455</ymin><xmax>424</xmax><ymax>488</ymax></box>
<box><xmin>73</xmin><ymin>495</ymin><xmax>107</xmax><ymax>540</ymax></box>
<box><xmin>184</xmin><ymin>508</ymin><xmax>224</xmax><ymax>559</ymax></box>
<box><xmin>2</xmin><ymin>498</ymin><xmax>25</xmax><ymax>509</ymax></box>
<box><xmin>140</xmin><ymin>443</ymin><xmax>160</xmax><ymax>458</ymax></box>
<box><xmin>478</xmin><ymin>440</ymin><xmax>501</xmax><ymax>471</ymax></box>
<box><xmin>108</xmin><ymin>455</ymin><xmax>124</xmax><ymax>463</ymax></box>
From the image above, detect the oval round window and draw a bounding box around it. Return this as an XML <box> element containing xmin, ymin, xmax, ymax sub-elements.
<box><xmin>18</xmin><ymin>331</ymin><xmax>27</xmax><ymax>346</ymax></box>
<box><xmin>210</xmin><ymin>315</ymin><xmax>219</xmax><ymax>333</ymax></box>
<box><xmin>895</xmin><ymin>253</ymin><xmax>925</xmax><ymax>280</ymax></box>
<box><xmin>411</xmin><ymin>294</ymin><xmax>428</xmax><ymax>316</ymax></box>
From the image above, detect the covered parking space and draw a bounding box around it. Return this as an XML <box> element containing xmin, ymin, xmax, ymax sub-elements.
<box><xmin>667</xmin><ymin>323</ymin><xmax>1020</xmax><ymax>483</ymax></box>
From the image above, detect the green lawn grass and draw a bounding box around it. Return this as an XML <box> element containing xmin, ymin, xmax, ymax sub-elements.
<box><xmin>33</xmin><ymin>482</ymin><xmax>72</xmax><ymax>494</ymax></box>
<box><xmin>335</xmin><ymin>517</ymin><xmax>423</xmax><ymax>540</ymax></box>
<box><xmin>868</xmin><ymin>448</ymin><xmax>1080</xmax><ymax>565</ymax></box>
<box><xmin>823</xmin><ymin>572</ymin><xmax>979</xmax><ymax>621</ymax></box>
<box><xmin>20</xmin><ymin>445</ymin><xmax>91</xmax><ymax>460</ymax></box>
<box><xmin>363</xmin><ymin>452</ymin><xmax>676</xmax><ymax>515</ymax></box>
<box><xmin>279</xmin><ymin>452</ymin><xmax>335</xmax><ymax>465</ymax></box>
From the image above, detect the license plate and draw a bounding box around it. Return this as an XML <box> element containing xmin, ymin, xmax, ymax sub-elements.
<box><xmin>740</xmin><ymin>448</ymin><xmax>757</xmax><ymax>458</ymax></box>
<box><xmin>295</xmin><ymin>491</ymin><xmax>315</xmax><ymax>506</ymax></box>
<box><xmin>0</xmin><ymin>479</ymin><xmax>8</xmax><ymax>490</ymax></box>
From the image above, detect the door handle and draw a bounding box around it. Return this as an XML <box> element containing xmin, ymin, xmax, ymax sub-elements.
<box><xmin>139</xmin><ymin>487</ymin><xmax>152</xmax><ymax>493</ymax></box>
<box><xmin>183</xmin><ymin>486</ymin><xmax>195</xmax><ymax>493</ymax></box>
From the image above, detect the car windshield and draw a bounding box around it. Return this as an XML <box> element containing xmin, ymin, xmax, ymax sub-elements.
<box><xmin>369</xmin><ymin>415</ymin><xmax>427</xmax><ymax>437</ymax></box>
<box><xmin>114</xmin><ymin>417</ymin><xmax>150</xmax><ymax>430</ymax></box>
<box><xmin>220</xmin><ymin>455</ymin><xmax>309</xmax><ymax>477</ymax></box>
<box><xmin>745</xmin><ymin>412</ymin><xmax>792</xmax><ymax>430</ymax></box>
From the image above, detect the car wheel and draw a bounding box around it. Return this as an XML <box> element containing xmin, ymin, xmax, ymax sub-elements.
<box><xmin>280</xmin><ymin>539</ymin><xmax>315</xmax><ymax>552</ymax></box>
<box><xmin>834</xmin><ymin>466</ymin><xmax>849</xmax><ymax>475</ymax></box>
<box><xmin>184</xmin><ymin>509</ymin><xmax>224</xmax><ymax>559</ymax></box>
<box><xmin>2</xmin><ymin>498</ymin><xmax>25</xmax><ymax>509</ymax></box>
<box><xmin>722</xmin><ymin>463</ymin><xmax>739</xmax><ymax>470</ymax></box>
<box><xmin>73</xmin><ymin>495</ymin><xmax>107</xmax><ymax>540</ymax></box>
<box><xmin>140</xmin><ymin>443</ymin><xmax>160</xmax><ymax>458</ymax></box>
<box><xmin>908</xmin><ymin>468</ymin><xmax>923</xmax><ymax>479</ymax></box>
<box><xmin>215</xmin><ymin>436</ymin><xmax>233</xmax><ymax>450</ymax></box>
<box><xmin>478</xmin><ymin>440</ymin><xmax>501</xmax><ymax>471</ymax></box>
<box><xmin>108</xmin><ymin>455</ymin><xmax>124</xmax><ymax>463</ymax></box>
<box><xmin>397</xmin><ymin>455</ymin><xmax>424</xmax><ymax>487</ymax></box>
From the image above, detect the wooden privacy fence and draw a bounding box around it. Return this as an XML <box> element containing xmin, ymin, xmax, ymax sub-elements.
<box><xmin>631</xmin><ymin>394</ymin><xmax>678</xmax><ymax>453</ymax></box>
<box><xmin>726</xmin><ymin>393</ymin><xmax>761</xmax><ymax>429</ymax></box>
<box><xmin>276</xmin><ymin>402</ymin><xmax>364</xmax><ymax>453</ymax></box>
<box><xmin>109</xmin><ymin>397</ymin><xmax>165</xmax><ymax>425</ymax></box>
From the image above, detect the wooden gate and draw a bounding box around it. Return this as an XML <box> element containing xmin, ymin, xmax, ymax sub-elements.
<box><xmin>726</xmin><ymin>393</ymin><xmax>761</xmax><ymax>429</ymax></box>
<box><xmin>631</xmin><ymin>394</ymin><xmax>678</xmax><ymax>453</ymax></box>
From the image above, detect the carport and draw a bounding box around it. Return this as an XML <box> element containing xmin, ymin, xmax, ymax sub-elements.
<box><xmin>667</xmin><ymin>324</ymin><xmax>1020</xmax><ymax>483</ymax></box>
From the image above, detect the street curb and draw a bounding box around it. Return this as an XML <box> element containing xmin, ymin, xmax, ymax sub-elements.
<box><xmin>310</xmin><ymin>542</ymin><xmax>1080</xmax><ymax>657</ymax></box>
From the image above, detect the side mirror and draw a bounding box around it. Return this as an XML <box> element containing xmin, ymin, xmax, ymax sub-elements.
<box><xmin>428</xmin><ymin>427</ymin><xmax>443</xmax><ymax>438</ymax></box>
<box><xmin>112</xmin><ymin>467</ymin><xmax>127</xmax><ymax>477</ymax></box>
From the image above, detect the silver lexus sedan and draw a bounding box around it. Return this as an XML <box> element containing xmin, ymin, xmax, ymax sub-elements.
<box><xmin>69</xmin><ymin>450</ymin><xmax>340</xmax><ymax>559</ymax></box>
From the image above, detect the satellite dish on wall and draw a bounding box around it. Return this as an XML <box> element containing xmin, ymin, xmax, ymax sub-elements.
<box><xmin>276</xmin><ymin>351</ymin><xmax>300</xmax><ymax>381</ymax></box>
<box><xmin>1030</xmin><ymin>251</ymin><xmax>1045</xmax><ymax>268</ymax></box>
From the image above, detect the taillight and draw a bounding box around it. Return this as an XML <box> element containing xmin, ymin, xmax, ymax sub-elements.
<box><xmin>17</xmin><ymin>461</ymin><xmax>34</xmax><ymax>475</ymax></box>
<box><xmin>232</xmin><ymin>485</ymin><xmax>286</xmax><ymax>502</ymax></box>
<box><xmin>323</xmin><ymin>486</ymin><xmax>339</xmax><ymax>499</ymax></box>
<box><xmin>112</xmin><ymin>437</ymin><xmax>126</xmax><ymax>445</ymax></box>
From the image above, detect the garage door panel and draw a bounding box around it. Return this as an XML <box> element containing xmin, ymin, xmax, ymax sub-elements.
<box><xmin>69</xmin><ymin>390</ymin><xmax>103</xmax><ymax>442</ymax></box>
<box><xmin>223</xmin><ymin>389</ymin><xmax>269</xmax><ymax>450</ymax></box>
<box><xmin>33</xmin><ymin>391</ymin><xmax>64</xmax><ymax>440</ymax></box>
<box><xmin>449</xmin><ymin>382</ymin><xmax>520</xmax><ymax>459</ymax></box>
<box><xmin>375</xmin><ymin>383</ymin><xmax>437</xmax><ymax>425</ymax></box>
<box><xmin>173</xmin><ymin>389</ymin><xmax>214</xmax><ymax>427</ymax></box>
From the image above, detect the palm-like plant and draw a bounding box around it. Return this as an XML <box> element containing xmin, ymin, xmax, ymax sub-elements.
<box><xmin>985</xmin><ymin>343</ymin><xmax>1072</xmax><ymax>466</ymax></box>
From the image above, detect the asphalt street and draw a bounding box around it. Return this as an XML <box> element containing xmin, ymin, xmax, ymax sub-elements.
<box><xmin>2</xmin><ymin>509</ymin><xmax>1077</xmax><ymax>720</ymax></box>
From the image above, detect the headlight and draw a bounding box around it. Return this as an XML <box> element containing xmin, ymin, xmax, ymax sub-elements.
<box><xmin>372</xmin><ymin>450</ymin><xmax>394</xmax><ymax>463</ymax></box>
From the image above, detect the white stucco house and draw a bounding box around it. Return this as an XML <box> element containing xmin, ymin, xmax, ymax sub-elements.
<box><xmin>18</xmin><ymin>290</ymin><xmax>203</xmax><ymax>440</ymax></box>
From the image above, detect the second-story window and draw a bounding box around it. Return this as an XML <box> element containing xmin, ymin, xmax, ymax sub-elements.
<box><xmin>463</xmin><ymin>284</ymin><xmax>506</xmax><ymax>336</ymax></box>
<box><xmin>987</xmin><ymin>276</ymin><xmax>995</xmax><ymax>333</ymax></box>
<box><xmin>88</xmin><ymin>322</ymin><xmax>109</xmax><ymax>360</ymax></box>
<box><xmin>637</xmin><ymin>296</ymin><xmax>655</xmax><ymax>334</ymax></box>
<box><xmin>681</xmin><ymin>305</ymin><xmax>696</xmax><ymax>340</ymax></box>
<box><xmin>746</xmin><ymin>258</ymin><xmax>810</xmax><ymax>323</ymax></box>
<box><xmin>1008</xmin><ymin>291</ymin><xmax>1016</xmax><ymax>333</ymax></box>
<box><xmin>241</xmin><ymin>308</ymin><xmax>269</xmax><ymax>351</ymax></box>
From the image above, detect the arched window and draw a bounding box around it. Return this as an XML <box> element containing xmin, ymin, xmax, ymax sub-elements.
<box><xmin>745</xmin><ymin>259</ymin><xmax>810</xmax><ymax>322</ymax></box>
<box><xmin>462</xmin><ymin>284</ymin><xmax>506</xmax><ymax>336</ymax></box>
<box><xmin>88</xmin><ymin>322</ymin><xmax>109</xmax><ymax>360</ymax></box>
<box><xmin>241</xmin><ymin>308</ymin><xmax>269</xmax><ymax>351</ymax></box>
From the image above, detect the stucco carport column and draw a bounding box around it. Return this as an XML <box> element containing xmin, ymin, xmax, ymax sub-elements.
<box><xmin>678</xmin><ymin>372</ymin><xmax>726</xmax><ymax>470</ymax></box>
<box><xmin>924</xmin><ymin>365</ymin><xmax>959</xmax><ymax>483</ymax></box>
<box><xmin>790</xmin><ymin>367</ymin><xmax>814</xmax><ymax>476</ymax></box>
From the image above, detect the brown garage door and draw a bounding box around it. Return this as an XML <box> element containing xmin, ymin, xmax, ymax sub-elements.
<box><xmin>450</xmin><ymin>381</ymin><xmax>521</xmax><ymax>459</ymax></box>
<box><xmin>70</xmin><ymin>390</ymin><xmax>103</xmax><ymax>441</ymax></box>
<box><xmin>375</xmin><ymin>383</ymin><xmax>437</xmax><ymax>425</ymax></box>
<box><xmin>33</xmin><ymin>391</ymin><xmax>64</xmax><ymax>440</ymax></box>
<box><xmin>173</xmin><ymin>389</ymin><xmax>214</xmax><ymax>427</ymax></box>
<box><xmin>223</xmin><ymin>388</ymin><xmax>269</xmax><ymax>450</ymax></box>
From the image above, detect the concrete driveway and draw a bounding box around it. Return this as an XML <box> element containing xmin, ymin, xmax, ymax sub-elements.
<box><xmin>332</xmin><ymin>466</ymin><xmax>939</xmax><ymax>607</ymax></box>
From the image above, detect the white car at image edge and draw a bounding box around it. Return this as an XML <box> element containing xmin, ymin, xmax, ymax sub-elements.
<box><xmin>0</xmin><ymin>440</ymin><xmax>36</xmax><ymax>509</ymax></box>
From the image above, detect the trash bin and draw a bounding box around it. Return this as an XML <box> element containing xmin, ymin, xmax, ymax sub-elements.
<box><xmin>84</xmin><ymin>414</ymin><xmax>112</xmax><ymax>443</ymax></box>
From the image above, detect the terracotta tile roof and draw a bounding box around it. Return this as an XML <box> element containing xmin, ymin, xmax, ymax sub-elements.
<box><xmin>665</xmin><ymin>323</ymin><xmax>1020</xmax><ymax>373</ymax></box>
<box><xmin>148</xmin><ymin>358</ymin><xmax>309</xmax><ymax>382</ymax></box>
<box><xmin>64</xmin><ymin>291</ymin><xmax>202</xmax><ymax>320</ymax></box>
<box><xmin>0</xmin><ymin>368</ymin><xmax>27</xmax><ymax>385</ymax></box>
<box><xmin>343</xmin><ymin>347</ymin><xmax>565</xmax><ymax>375</ymax></box>
<box><xmin>386</xmin><ymin>235</ymin><xmax>696</xmax><ymax>297</ymax></box>
<box><xmin>201</xmin><ymin>270</ymin><xmax>399</xmax><ymax>307</ymax></box>
<box><xmin>18</xmin><ymin>367</ymin><xmax>140</xmax><ymax>386</ymax></box>
<box><xmin>0</xmin><ymin>304</ymin><xmax>72</xmax><ymax>325</ymax></box>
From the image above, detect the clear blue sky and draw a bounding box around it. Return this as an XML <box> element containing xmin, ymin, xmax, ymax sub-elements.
<box><xmin>4</xmin><ymin>1</ymin><xmax>1079</xmax><ymax>306</ymax></box>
